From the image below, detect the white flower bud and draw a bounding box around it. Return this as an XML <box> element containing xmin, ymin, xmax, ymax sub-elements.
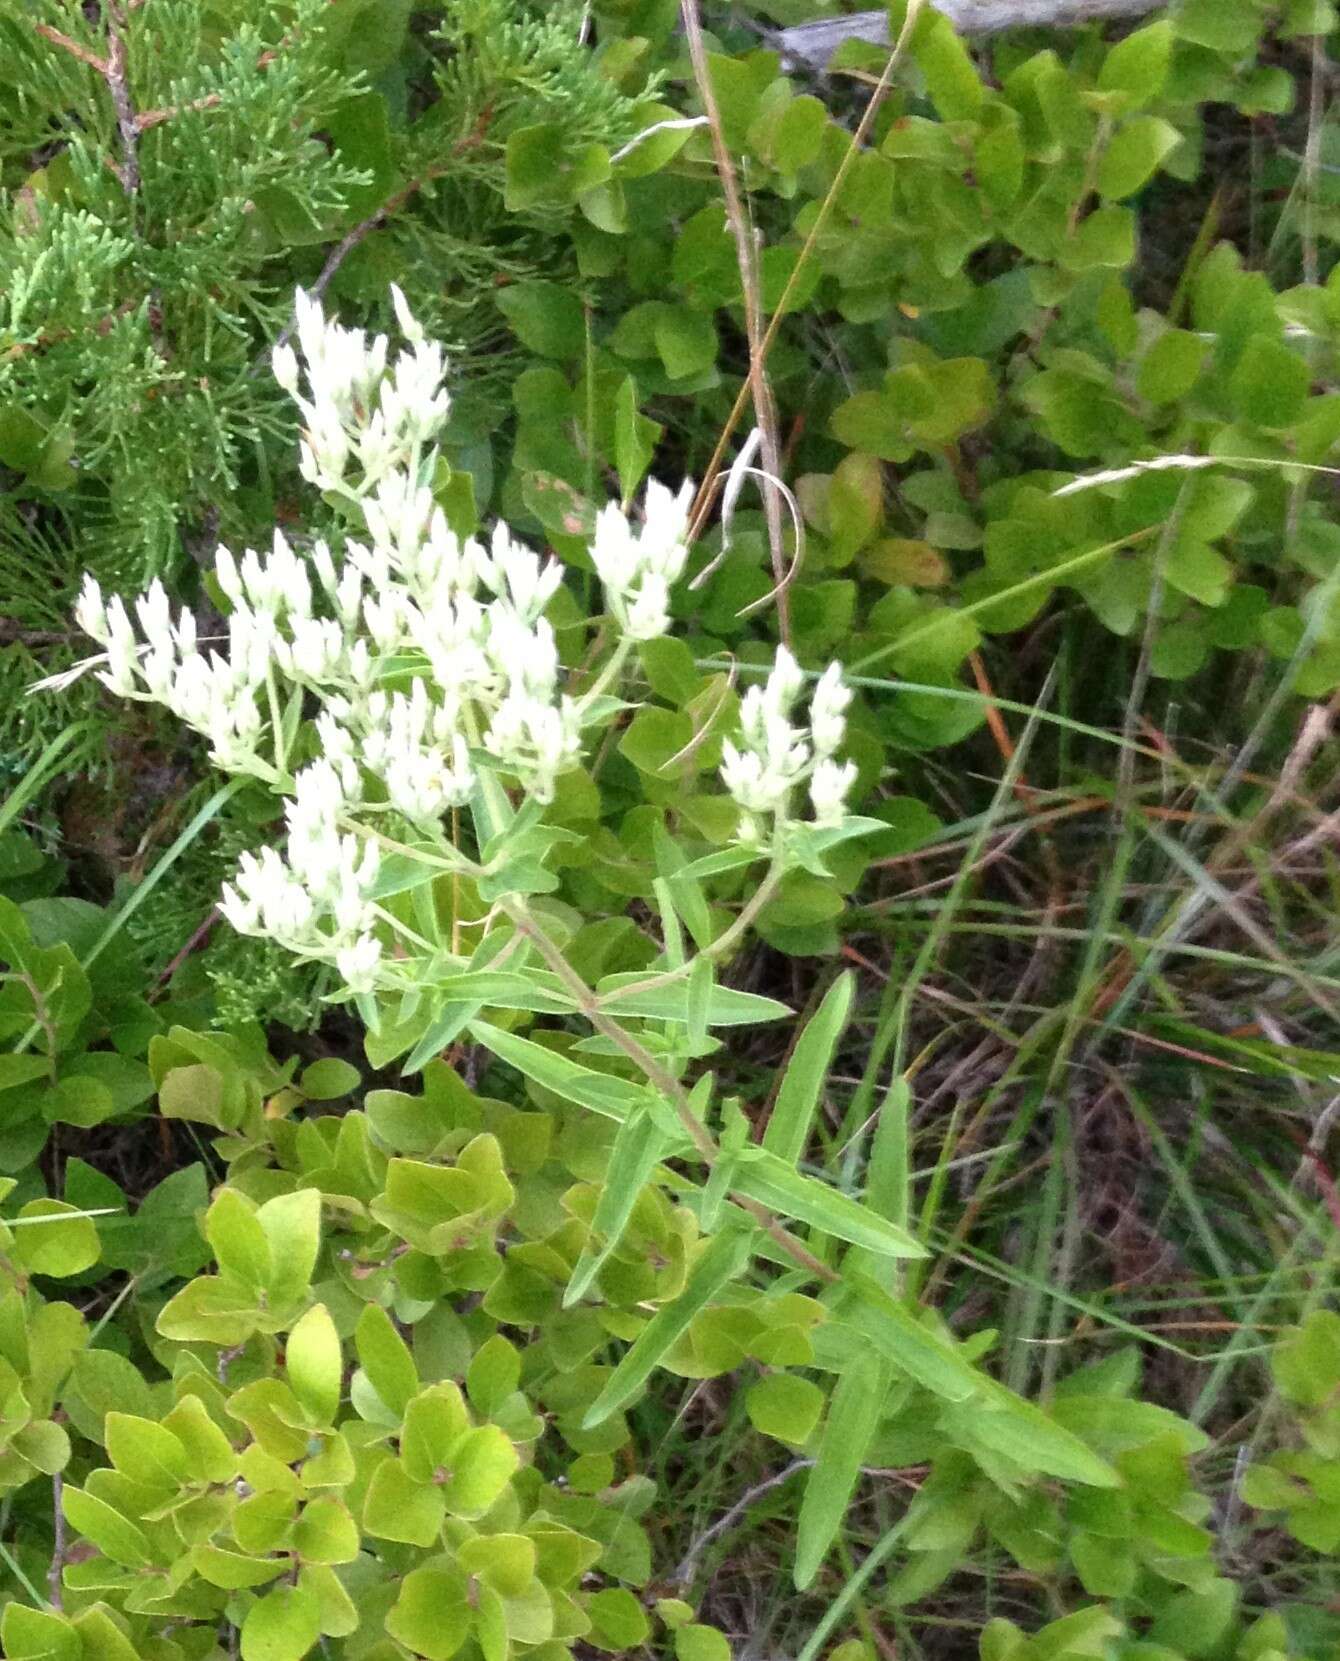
<box><xmin>391</xmin><ymin>284</ymin><xmax>425</xmax><ymax>346</ymax></box>
<box><xmin>219</xmin><ymin>879</ymin><xmax>261</xmax><ymax>936</ymax></box>
<box><xmin>809</xmin><ymin>757</ymin><xmax>857</xmax><ymax>827</ymax></box>
<box><xmin>272</xmin><ymin>342</ymin><xmax>301</xmax><ymax>397</ymax></box>
<box><xmin>810</xmin><ymin>662</ymin><xmax>851</xmax><ymax>756</ymax></box>
<box><xmin>99</xmin><ymin>597</ymin><xmax>141</xmax><ymax>698</ymax></box>
<box><xmin>622</xmin><ymin>572</ymin><xmax>673</xmax><ymax>642</ymax></box>
<box><xmin>765</xmin><ymin>645</ymin><xmax>805</xmax><ymax>713</ymax></box>
<box><xmin>213</xmin><ymin>545</ymin><xmax>243</xmax><ymax>607</ymax></box>
<box><xmin>75</xmin><ymin>575</ymin><xmax>109</xmax><ymax>645</ymax></box>
<box><xmin>591</xmin><ymin>480</ymin><xmax>692</xmax><ymax>642</ymax></box>
<box><xmin>337</xmin><ymin>934</ymin><xmax>382</xmax><ymax>993</ymax></box>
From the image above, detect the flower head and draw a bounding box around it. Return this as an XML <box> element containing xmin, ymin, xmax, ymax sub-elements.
<box><xmin>48</xmin><ymin>287</ymin><xmax>722</xmax><ymax>994</ymax></box>
<box><xmin>720</xmin><ymin>655</ymin><xmax>857</xmax><ymax>841</ymax></box>
<box><xmin>592</xmin><ymin>480</ymin><xmax>693</xmax><ymax>641</ymax></box>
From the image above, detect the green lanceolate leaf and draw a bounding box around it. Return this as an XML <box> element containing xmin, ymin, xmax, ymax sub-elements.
<box><xmin>795</xmin><ymin>1349</ymin><xmax>887</xmax><ymax>1589</ymax></box>
<box><xmin>946</xmin><ymin>1389</ymin><xmax>1121</xmax><ymax>1488</ymax></box>
<box><xmin>865</xmin><ymin>1075</ymin><xmax>912</xmax><ymax>1231</ymax></box>
<box><xmin>615</xmin><ymin>375</ymin><xmax>661</xmax><ymax>507</ymax></box>
<box><xmin>653</xmin><ymin>820</ymin><xmax>715</xmax><ymax>950</ymax></box>
<box><xmin>403</xmin><ymin>998</ymin><xmax>489</xmax><ymax>1075</ymax></box>
<box><xmin>420</xmin><ymin>969</ymin><xmax>578</xmax><ymax>1017</ymax></box>
<box><xmin>594</xmin><ymin>973</ymin><xmax>789</xmax><ymax>1027</ymax></box>
<box><xmin>583</xmin><ymin>1224</ymin><xmax>756</xmax><ymax>1426</ymax></box>
<box><xmin>686</xmin><ymin>955</ymin><xmax>714</xmax><ymax>1051</ymax></box>
<box><xmin>564</xmin><ymin>1110</ymin><xmax>677</xmax><ymax>1307</ymax></box>
<box><xmin>841</xmin><ymin>1276</ymin><xmax>982</xmax><ymax>1400</ymax></box>
<box><xmin>763</xmin><ymin>972</ymin><xmax>855</xmax><ymax>1167</ymax></box>
<box><xmin>469</xmin><ymin>1020</ymin><xmax>657</xmax><ymax>1122</ymax></box>
<box><xmin>730</xmin><ymin>1151</ymin><xmax>925</xmax><ymax>1259</ymax></box>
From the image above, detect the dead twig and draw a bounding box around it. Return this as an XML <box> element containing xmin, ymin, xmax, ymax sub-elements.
<box><xmin>686</xmin><ymin>2</ymin><xmax>925</xmax><ymax>550</ymax></box>
<box><xmin>104</xmin><ymin>5</ymin><xmax>140</xmax><ymax>195</ymax></box>
<box><xmin>49</xmin><ymin>1470</ymin><xmax>65</xmax><ymax>1611</ymax></box>
<box><xmin>135</xmin><ymin>91</ymin><xmax>222</xmax><ymax>133</ymax></box>
<box><xmin>680</xmin><ymin>0</ymin><xmax>791</xmax><ymax>641</ymax></box>
<box><xmin>33</xmin><ymin>23</ymin><xmax>108</xmax><ymax>74</ymax></box>
<box><xmin>34</xmin><ymin>10</ymin><xmax>139</xmax><ymax>195</ymax></box>
<box><xmin>673</xmin><ymin>1460</ymin><xmax>813</xmax><ymax>1586</ymax></box>
<box><xmin>673</xmin><ymin>1458</ymin><xmax>927</xmax><ymax>1588</ymax></box>
<box><xmin>149</xmin><ymin>908</ymin><xmax>221</xmax><ymax>1001</ymax></box>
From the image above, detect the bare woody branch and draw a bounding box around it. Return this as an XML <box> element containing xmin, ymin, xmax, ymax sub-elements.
<box><xmin>104</xmin><ymin>5</ymin><xmax>140</xmax><ymax>195</ymax></box>
<box><xmin>34</xmin><ymin>11</ymin><xmax>138</xmax><ymax>193</ymax></box>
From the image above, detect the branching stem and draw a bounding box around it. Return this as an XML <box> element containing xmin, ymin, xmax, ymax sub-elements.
<box><xmin>499</xmin><ymin>894</ymin><xmax>837</xmax><ymax>1286</ymax></box>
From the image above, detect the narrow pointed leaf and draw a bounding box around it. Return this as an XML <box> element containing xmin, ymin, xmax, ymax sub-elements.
<box><xmin>686</xmin><ymin>956</ymin><xmax>714</xmax><ymax>1051</ymax></box>
<box><xmin>595</xmin><ymin>974</ymin><xmax>789</xmax><ymax>1026</ymax></box>
<box><xmin>865</xmin><ymin>1075</ymin><xmax>912</xmax><ymax>1229</ymax></box>
<box><xmin>764</xmin><ymin>973</ymin><xmax>854</xmax><ymax>1166</ymax></box>
<box><xmin>795</xmin><ymin>1350</ymin><xmax>885</xmax><ymax>1589</ymax></box>
<box><xmin>470</xmin><ymin>1020</ymin><xmax>656</xmax><ymax>1122</ymax></box>
<box><xmin>653</xmin><ymin>821</ymin><xmax>714</xmax><ymax>949</ymax></box>
<box><xmin>404</xmin><ymin>999</ymin><xmax>486</xmax><ymax>1075</ymax></box>
<box><xmin>731</xmin><ymin>1151</ymin><xmax>925</xmax><ymax>1258</ymax></box>
<box><xmin>565</xmin><ymin>1112</ymin><xmax>674</xmax><ymax>1307</ymax></box>
<box><xmin>842</xmin><ymin>1275</ymin><xmax>980</xmax><ymax>1400</ymax></box>
<box><xmin>583</xmin><ymin>1225</ymin><xmax>755</xmax><ymax>1426</ymax></box>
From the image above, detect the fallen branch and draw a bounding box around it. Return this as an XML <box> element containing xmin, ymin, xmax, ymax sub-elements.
<box><xmin>771</xmin><ymin>0</ymin><xmax>1163</xmax><ymax>70</ymax></box>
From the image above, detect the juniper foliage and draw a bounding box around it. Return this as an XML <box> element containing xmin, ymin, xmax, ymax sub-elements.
<box><xmin>0</xmin><ymin>0</ymin><xmax>654</xmax><ymax>765</ymax></box>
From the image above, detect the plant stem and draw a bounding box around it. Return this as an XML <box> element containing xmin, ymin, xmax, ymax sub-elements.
<box><xmin>498</xmin><ymin>894</ymin><xmax>837</xmax><ymax>1285</ymax></box>
<box><xmin>596</xmin><ymin>852</ymin><xmax>785</xmax><ymax>1008</ymax></box>
<box><xmin>575</xmin><ymin>635</ymin><xmax>634</xmax><ymax>716</ymax></box>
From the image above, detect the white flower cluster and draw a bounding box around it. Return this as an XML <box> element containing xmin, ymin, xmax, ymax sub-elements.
<box><xmin>56</xmin><ymin>288</ymin><xmax>861</xmax><ymax>998</ymax></box>
<box><xmin>219</xmin><ymin>761</ymin><xmax>382</xmax><ymax>992</ymax></box>
<box><xmin>63</xmin><ymin>289</ymin><xmax>702</xmax><ymax>995</ymax></box>
<box><xmin>274</xmin><ymin>287</ymin><xmax>449</xmax><ymax>494</ymax></box>
<box><xmin>719</xmin><ymin>648</ymin><xmax>857</xmax><ymax>845</ymax></box>
<box><xmin>591</xmin><ymin>480</ymin><xmax>692</xmax><ymax>641</ymax></box>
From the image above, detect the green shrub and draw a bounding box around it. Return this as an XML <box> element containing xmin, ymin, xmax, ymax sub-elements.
<box><xmin>0</xmin><ymin>1039</ymin><xmax>1338</xmax><ymax>1658</ymax></box>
